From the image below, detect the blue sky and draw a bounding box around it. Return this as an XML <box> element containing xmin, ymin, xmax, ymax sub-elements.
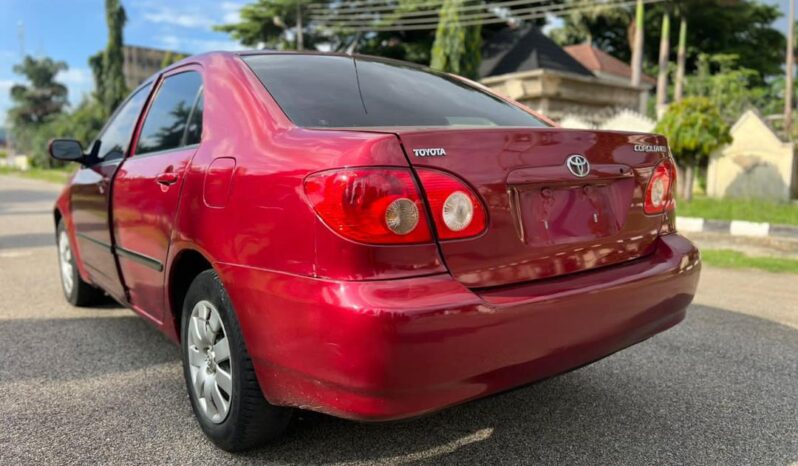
<box><xmin>0</xmin><ymin>0</ymin><xmax>245</xmax><ymax>124</ymax></box>
<box><xmin>0</xmin><ymin>0</ymin><xmax>792</xmax><ymax>124</ymax></box>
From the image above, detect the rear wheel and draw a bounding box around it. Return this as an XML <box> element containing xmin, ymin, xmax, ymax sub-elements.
<box><xmin>181</xmin><ymin>270</ymin><xmax>292</xmax><ymax>451</ymax></box>
<box><xmin>56</xmin><ymin>220</ymin><xmax>104</xmax><ymax>306</ymax></box>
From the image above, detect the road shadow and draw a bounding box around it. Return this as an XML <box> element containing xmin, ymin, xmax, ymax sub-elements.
<box><xmin>0</xmin><ymin>314</ymin><xmax>179</xmax><ymax>383</ymax></box>
<box><xmin>0</xmin><ymin>188</ymin><xmax>59</xmax><ymax>205</ymax></box>
<box><xmin>0</xmin><ymin>232</ymin><xmax>55</xmax><ymax>249</ymax></box>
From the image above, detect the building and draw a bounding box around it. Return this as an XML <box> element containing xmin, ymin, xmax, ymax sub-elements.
<box><xmin>564</xmin><ymin>43</ymin><xmax>656</xmax><ymax>87</ymax></box>
<box><xmin>123</xmin><ymin>45</ymin><xmax>187</xmax><ymax>89</ymax></box>
<box><xmin>707</xmin><ymin>110</ymin><xmax>798</xmax><ymax>201</ymax></box>
<box><xmin>479</xmin><ymin>26</ymin><xmax>653</xmax><ymax>125</ymax></box>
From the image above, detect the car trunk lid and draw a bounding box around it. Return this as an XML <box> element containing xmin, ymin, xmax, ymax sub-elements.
<box><xmin>394</xmin><ymin>128</ymin><xmax>671</xmax><ymax>288</ymax></box>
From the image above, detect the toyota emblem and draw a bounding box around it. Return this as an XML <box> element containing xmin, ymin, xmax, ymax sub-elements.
<box><xmin>566</xmin><ymin>154</ymin><xmax>590</xmax><ymax>178</ymax></box>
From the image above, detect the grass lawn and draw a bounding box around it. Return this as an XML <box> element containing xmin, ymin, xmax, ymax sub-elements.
<box><xmin>702</xmin><ymin>249</ymin><xmax>798</xmax><ymax>274</ymax></box>
<box><xmin>677</xmin><ymin>196</ymin><xmax>798</xmax><ymax>226</ymax></box>
<box><xmin>0</xmin><ymin>166</ymin><xmax>73</xmax><ymax>184</ymax></box>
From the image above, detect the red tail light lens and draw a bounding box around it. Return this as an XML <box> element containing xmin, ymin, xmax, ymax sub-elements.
<box><xmin>644</xmin><ymin>159</ymin><xmax>676</xmax><ymax>214</ymax></box>
<box><xmin>416</xmin><ymin>169</ymin><xmax>486</xmax><ymax>240</ymax></box>
<box><xmin>303</xmin><ymin>168</ymin><xmax>432</xmax><ymax>244</ymax></box>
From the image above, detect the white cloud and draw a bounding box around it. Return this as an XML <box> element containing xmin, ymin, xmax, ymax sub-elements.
<box><xmin>159</xmin><ymin>35</ymin><xmax>182</xmax><ymax>51</ymax></box>
<box><xmin>143</xmin><ymin>8</ymin><xmax>215</xmax><ymax>29</ymax></box>
<box><xmin>0</xmin><ymin>79</ymin><xmax>16</xmax><ymax>91</ymax></box>
<box><xmin>221</xmin><ymin>2</ymin><xmax>243</xmax><ymax>24</ymax></box>
<box><xmin>137</xmin><ymin>1</ymin><xmax>243</xmax><ymax>29</ymax></box>
<box><xmin>158</xmin><ymin>35</ymin><xmax>246</xmax><ymax>53</ymax></box>
<box><xmin>57</xmin><ymin>68</ymin><xmax>92</xmax><ymax>86</ymax></box>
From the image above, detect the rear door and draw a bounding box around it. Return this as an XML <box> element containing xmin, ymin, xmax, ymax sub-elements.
<box><xmin>69</xmin><ymin>84</ymin><xmax>152</xmax><ymax>301</ymax></box>
<box><xmin>112</xmin><ymin>68</ymin><xmax>204</xmax><ymax>322</ymax></box>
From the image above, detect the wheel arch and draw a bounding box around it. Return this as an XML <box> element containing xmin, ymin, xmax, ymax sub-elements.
<box><xmin>53</xmin><ymin>207</ymin><xmax>62</xmax><ymax>232</ymax></box>
<box><xmin>166</xmin><ymin>247</ymin><xmax>215</xmax><ymax>342</ymax></box>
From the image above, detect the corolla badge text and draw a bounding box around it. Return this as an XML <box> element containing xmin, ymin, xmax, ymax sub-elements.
<box><xmin>634</xmin><ymin>144</ymin><xmax>668</xmax><ymax>153</ymax></box>
<box><xmin>413</xmin><ymin>148</ymin><xmax>447</xmax><ymax>157</ymax></box>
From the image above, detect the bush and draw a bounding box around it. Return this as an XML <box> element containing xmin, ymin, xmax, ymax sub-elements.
<box><xmin>655</xmin><ymin>97</ymin><xmax>732</xmax><ymax>201</ymax></box>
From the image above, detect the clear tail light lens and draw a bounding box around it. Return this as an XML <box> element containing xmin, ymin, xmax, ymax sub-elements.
<box><xmin>303</xmin><ymin>168</ymin><xmax>432</xmax><ymax>244</ymax></box>
<box><xmin>644</xmin><ymin>159</ymin><xmax>676</xmax><ymax>214</ymax></box>
<box><xmin>416</xmin><ymin>169</ymin><xmax>486</xmax><ymax>240</ymax></box>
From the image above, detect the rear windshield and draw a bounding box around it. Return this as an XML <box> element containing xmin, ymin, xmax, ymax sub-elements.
<box><xmin>242</xmin><ymin>54</ymin><xmax>549</xmax><ymax>128</ymax></box>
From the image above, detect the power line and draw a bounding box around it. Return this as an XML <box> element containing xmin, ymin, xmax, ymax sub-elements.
<box><xmin>312</xmin><ymin>1</ymin><xmax>577</xmax><ymax>26</ymax></box>
<box><xmin>308</xmin><ymin>0</ymin><xmax>551</xmax><ymax>17</ymax></box>
<box><xmin>307</xmin><ymin>0</ymin><xmax>421</xmax><ymax>11</ymax></box>
<box><xmin>311</xmin><ymin>0</ymin><xmax>665</xmax><ymax>32</ymax></box>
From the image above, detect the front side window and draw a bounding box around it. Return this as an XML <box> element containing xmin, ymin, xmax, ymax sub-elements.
<box><xmin>96</xmin><ymin>84</ymin><xmax>152</xmax><ymax>162</ymax></box>
<box><xmin>243</xmin><ymin>54</ymin><xmax>549</xmax><ymax>128</ymax></box>
<box><xmin>136</xmin><ymin>71</ymin><xmax>203</xmax><ymax>155</ymax></box>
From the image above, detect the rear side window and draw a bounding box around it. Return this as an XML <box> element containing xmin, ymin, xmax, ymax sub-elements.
<box><xmin>243</xmin><ymin>54</ymin><xmax>548</xmax><ymax>128</ymax></box>
<box><xmin>136</xmin><ymin>71</ymin><xmax>203</xmax><ymax>155</ymax></box>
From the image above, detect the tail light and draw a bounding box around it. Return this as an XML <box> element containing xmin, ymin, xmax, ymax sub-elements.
<box><xmin>303</xmin><ymin>168</ymin><xmax>433</xmax><ymax>244</ymax></box>
<box><xmin>416</xmin><ymin>169</ymin><xmax>487</xmax><ymax>240</ymax></box>
<box><xmin>644</xmin><ymin>159</ymin><xmax>676</xmax><ymax>215</ymax></box>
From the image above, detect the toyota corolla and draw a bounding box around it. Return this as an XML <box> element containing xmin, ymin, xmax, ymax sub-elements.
<box><xmin>49</xmin><ymin>51</ymin><xmax>701</xmax><ymax>451</ymax></box>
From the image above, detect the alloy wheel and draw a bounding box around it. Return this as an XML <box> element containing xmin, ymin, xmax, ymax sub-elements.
<box><xmin>58</xmin><ymin>230</ymin><xmax>74</xmax><ymax>295</ymax></box>
<box><xmin>187</xmin><ymin>300</ymin><xmax>233</xmax><ymax>424</ymax></box>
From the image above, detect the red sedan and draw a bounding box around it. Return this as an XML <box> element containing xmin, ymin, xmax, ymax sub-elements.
<box><xmin>49</xmin><ymin>51</ymin><xmax>700</xmax><ymax>451</ymax></box>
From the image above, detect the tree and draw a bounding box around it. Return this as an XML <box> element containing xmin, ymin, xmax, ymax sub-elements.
<box><xmin>8</xmin><ymin>56</ymin><xmax>70</xmax><ymax>167</ymax></box>
<box><xmin>90</xmin><ymin>0</ymin><xmax>128</xmax><ymax>118</ymax></box>
<box><xmin>217</xmin><ymin>0</ymin><xmax>553</xmax><ymax>69</ymax></box>
<box><xmin>430</xmin><ymin>0</ymin><xmax>482</xmax><ymax>79</ymax></box>
<box><xmin>686</xmin><ymin>54</ymin><xmax>764</xmax><ymax>125</ymax></box>
<box><xmin>8</xmin><ymin>56</ymin><xmax>68</xmax><ymax>126</ymax></box>
<box><xmin>553</xmin><ymin>0</ymin><xmax>785</xmax><ymax>83</ymax></box>
<box><xmin>550</xmin><ymin>0</ymin><xmax>632</xmax><ymax>47</ymax></box>
<box><xmin>655</xmin><ymin>97</ymin><xmax>731</xmax><ymax>201</ymax></box>
<box><xmin>215</xmin><ymin>0</ymin><xmax>326</xmax><ymax>50</ymax></box>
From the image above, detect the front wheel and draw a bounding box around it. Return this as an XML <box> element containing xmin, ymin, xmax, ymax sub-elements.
<box><xmin>56</xmin><ymin>220</ymin><xmax>104</xmax><ymax>306</ymax></box>
<box><xmin>181</xmin><ymin>270</ymin><xmax>292</xmax><ymax>451</ymax></box>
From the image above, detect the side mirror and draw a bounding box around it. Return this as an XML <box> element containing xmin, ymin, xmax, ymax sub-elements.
<box><xmin>49</xmin><ymin>139</ymin><xmax>85</xmax><ymax>162</ymax></box>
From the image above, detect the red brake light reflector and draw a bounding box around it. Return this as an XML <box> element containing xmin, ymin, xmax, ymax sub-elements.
<box><xmin>644</xmin><ymin>160</ymin><xmax>676</xmax><ymax>214</ymax></box>
<box><xmin>416</xmin><ymin>169</ymin><xmax>486</xmax><ymax>240</ymax></box>
<box><xmin>303</xmin><ymin>168</ymin><xmax>432</xmax><ymax>244</ymax></box>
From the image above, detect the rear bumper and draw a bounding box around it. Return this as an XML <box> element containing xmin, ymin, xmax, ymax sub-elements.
<box><xmin>217</xmin><ymin>234</ymin><xmax>700</xmax><ymax>421</ymax></box>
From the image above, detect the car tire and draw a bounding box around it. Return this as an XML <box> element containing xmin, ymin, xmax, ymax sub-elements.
<box><xmin>181</xmin><ymin>269</ymin><xmax>293</xmax><ymax>451</ymax></box>
<box><xmin>56</xmin><ymin>220</ymin><xmax>105</xmax><ymax>306</ymax></box>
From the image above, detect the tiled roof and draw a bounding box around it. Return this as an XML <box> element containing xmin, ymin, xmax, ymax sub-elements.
<box><xmin>564</xmin><ymin>43</ymin><xmax>656</xmax><ymax>85</ymax></box>
<box><xmin>480</xmin><ymin>25</ymin><xmax>594</xmax><ymax>78</ymax></box>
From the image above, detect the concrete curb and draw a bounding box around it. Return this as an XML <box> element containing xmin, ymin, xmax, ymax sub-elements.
<box><xmin>676</xmin><ymin>216</ymin><xmax>798</xmax><ymax>239</ymax></box>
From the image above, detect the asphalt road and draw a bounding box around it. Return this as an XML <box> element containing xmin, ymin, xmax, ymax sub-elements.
<box><xmin>1</xmin><ymin>174</ymin><xmax>796</xmax><ymax>465</ymax></box>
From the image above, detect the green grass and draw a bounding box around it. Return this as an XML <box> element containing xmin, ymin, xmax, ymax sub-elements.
<box><xmin>702</xmin><ymin>249</ymin><xmax>798</xmax><ymax>274</ymax></box>
<box><xmin>677</xmin><ymin>196</ymin><xmax>798</xmax><ymax>226</ymax></box>
<box><xmin>0</xmin><ymin>166</ymin><xmax>73</xmax><ymax>184</ymax></box>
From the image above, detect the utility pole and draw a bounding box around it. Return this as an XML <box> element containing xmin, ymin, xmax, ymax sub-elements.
<box><xmin>656</xmin><ymin>13</ymin><xmax>670</xmax><ymax>118</ymax></box>
<box><xmin>630</xmin><ymin>0</ymin><xmax>645</xmax><ymax>112</ymax></box>
<box><xmin>785</xmin><ymin>0</ymin><xmax>795</xmax><ymax>140</ymax></box>
<box><xmin>674</xmin><ymin>18</ymin><xmax>687</xmax><ymax>102</ymax></box>
<box><xmin>296</xmin><ymin>1</ymin><xmax>304</xmax><ymax>51</ymax></box>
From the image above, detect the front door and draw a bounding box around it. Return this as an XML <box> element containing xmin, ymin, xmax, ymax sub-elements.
<box><xmin>69</xmin><ymin>84</ymin><xmax>153</xmax><ymax>301</ymax></box>
<box><xmin>113</xmin><ymin>68</ymin><xmax>204</xmax><ymax>322</ymax></box>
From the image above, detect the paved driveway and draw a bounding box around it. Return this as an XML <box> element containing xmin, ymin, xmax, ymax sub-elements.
<box><xmin>0</xmin><ymin>175</ymin><xmax>796</xmax><ymax>465</ymax></box>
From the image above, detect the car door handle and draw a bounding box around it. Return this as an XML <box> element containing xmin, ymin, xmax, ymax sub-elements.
<box><xmin>156</xmin><ymin>170</ymin><xmax>179</xmax><ymax>186</ymax></box>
